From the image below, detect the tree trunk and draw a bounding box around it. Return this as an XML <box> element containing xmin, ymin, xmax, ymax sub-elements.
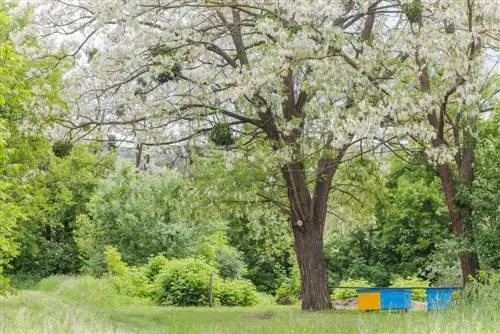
<box><xmin>437</xmin><ymin>164</ymin><xmax>480</xmax><ymax>285</ymax></box>
<box><xmin>292</xmin><ymin>216</ymin><xmax>332</xmax><ymax>310</ymax></box>
<box><xmin>281</xmin><ymin>157</ymin><xmax>340</xmax><ymax>311</ymax></box>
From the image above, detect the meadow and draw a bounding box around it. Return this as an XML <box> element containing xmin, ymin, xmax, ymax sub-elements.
<box><xmin>1</xmin><ymin>276</ymin><xmax>498</xmax><ymax>334</ymax></box>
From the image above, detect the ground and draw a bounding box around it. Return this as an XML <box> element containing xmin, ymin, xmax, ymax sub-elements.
<box><xmin>0</xmin><ymin>276</ymin><xmax>498</xmax><ymax>334</ymax></box>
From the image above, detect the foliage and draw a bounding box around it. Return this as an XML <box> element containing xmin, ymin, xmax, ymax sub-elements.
<box><xmin>214</xmin><ymin>279</ymin><xmax>258</xmax><ymax>306</ymax></box>
<box><xmin>424</xmin><ymin>238</ymin><xmax>463</xmax><ymax>287</ymax></box>
<box><xmin>0</xmin><ymin>4</ymin><xmax>65</xmax><ymax>293</ymax></box>
<box><xmin>215</xmin><ymin>247</ymin><xmax>247</xmax><ymax>280</ymax></box>
<box><xmin>0</xmin><ymin>122</ymin><xmax>20</xmax><ymax>296</ymax></box>
<box><xmin>326</xmin><ymin>156</ymin><xmax>384</xmax><ymax>232</ymax></box>
<box><xmin>390</xmin><ymin>276</ymin><xmax>429</xmax><ymax>302</ymax></box>
<box><xmin>226</xmin><ymin>213</ymin><xmax>291</xmax><ymax>294</ymax></box>
<box><xmin>183</xmin><ymin>155</ymin><xmax>292</xmax><ymax>293</ymax></box>
<box><xmin>209</xmin><ymin>123</ymin><xmax>234</xmax><ymax>147</ymax></box>
<box><xmin>12</xmin><ymin>143</ymin><xmax>115</xmax><ymax>277</ymax></box>
<box><xmin>459</xmin><ymin>270</ymin><xmax>500</xmax><ymax>311</ymax></box>
<box><xmin>144</xmin><ymin>255</ymin><xmax>170</xmax><ymax>282</ymax></box>
<box><xmin>331</xmin><ymin>279</ymin><xmax>372</xmax><ymax>301</ymax></box>
<box><xmin>471</xmin><ymin>115</ymin><xmax>500</xmax><ymax>269</ymax></box>
<box><xmin>325</xmin><ymin>160</ymin><xmax>451</xmax><ymax>286</ymax></box>
<box><xmin>402</xmin><ymin>1</ymin><xmax>423</xmax><ymax>23</ymax></box>
<box><xmin>325</xmin><ymin>228</ymin><xmax>391</xmax><ymax>287</ymax></box>
<box><xmin>109</xmin><ymin>267</ymin><xmax>152</xmax><ymax>299</ymax></box>
<box><xmin>104</xmin><ymin>246</ymin><xmax>127</xmax><ymax>276</ymax></box>
<box><xmin>153</xmin><ymin>258</ymin><xmax>217</xmax><ymax>307</ymax></box>
<box><xmin>275</xmin><ymin>260</ymin><xmax>300</xmax><ymax>305</ymax></box>
<box><xmin>374</xmin><ymin>160</ymin><xmax>451</xmax><ymax>276</ymax></box>
<box><xmin>75</xmin><ymin>166</ymin><xmax>201</xmax><ymax>273</ymax></box>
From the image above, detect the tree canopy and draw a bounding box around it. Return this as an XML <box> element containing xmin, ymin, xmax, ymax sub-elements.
<box><xmin>23</xmin><ymin>0</ymin><xmax>499</xmax><ymax>309</ymax></box>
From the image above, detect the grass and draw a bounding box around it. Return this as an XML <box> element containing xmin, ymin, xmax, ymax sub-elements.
<box><xmin>1</xmin><ymin>276</ymin><xmax>499</xmax><ymax>334</ymax></box>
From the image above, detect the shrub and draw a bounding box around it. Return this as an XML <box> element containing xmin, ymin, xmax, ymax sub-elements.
<box><xmin>144</xmin><ymin>255</ymin><xmax>170</xmax><ymax>281</ymax></box>
<box><xmin>104</xmin><ymin>246</ymin><xmax>127</xmax><ymax>276</ymax></box>
<box><xmin>154</xmin><ymin>258</ymin><xmax>217</xmax><ymax>306</ymax></box>
<box><xmin>459</xmin><ymin>270</ymin><xmax>500</xmax><ymax>310</ymax></box>
<box><xmin>390</xmin><ymin>276</ymin><xmax>429</xmax><ymax>302</ymax></box>
<box><xmin>215</xmin><ymin>248</ymin><xmax>247</xmax><ymax>279</ymax></box>
<box><xmin>275</xmin><ymin>278</ymin><xmax>300</xmax><ymax>305</ymax></box>
<box><xmin>214</xmin><ymin>279</ymin><xmax>258</xmax><ymax>306</ymax></box>
<box><xmin>109</xmin><ymin>267</ymin><xmax>152</xmax><ymax>298</ymax></box>
<box><xmin>275</xmin><ymin>264</ymin><xmax>300</xmax><ymax>305</ymax></box>
<box><xmin>331</xmin><ymin>278</ymin><xmax>372</xmax><ymax>301</ymax></box>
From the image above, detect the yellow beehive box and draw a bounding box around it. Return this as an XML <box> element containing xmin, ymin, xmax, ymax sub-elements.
<box><xmin>357</xmin><ymin>291</ymin><xmax>381</xmax><ymax>311</ymax></box>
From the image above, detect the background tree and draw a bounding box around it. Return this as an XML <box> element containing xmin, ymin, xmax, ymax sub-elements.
<box><xmin>0</xmin><ymin>3</ymin><xmax>63</xmax><ymax>292</ymax></box>
<box><xmin>12</xmin><ymin>143</ymin><xmax>115</xmax><ymax>277</ymax></box>
<box><xmin>470</xmin><ymin>114</ymin><xmax>499</xmax><ymax>269</ymax></box>
<box><xmin>325</xmin><ymin>159</ymin><xmax>451</xmax><ymax>286</ymax></box>
<box><xmin>0</xmin><ymin>121</ymin><xmax>20</xmax><ymax>295</ymax></box>
<box><xmin>75</xmin><ymin>165</ymin><xmax>204</xmax><ymax>273</ymax></box>
<box><xmin>385</xmin><ymin>1</ymin><xmax>498</xmax><ymax>283</ymax></box>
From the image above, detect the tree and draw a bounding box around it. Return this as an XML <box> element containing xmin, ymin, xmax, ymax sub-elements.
<box><xmin>0</xmin><ymin>3</ymin><xmax>63</xmax><ymax>293</ymax></box>
<box><xmin>75</xmin><ymin>165</ymin><xmax>204</xmax><ymax>272</ymax></box>
<box><xmin>12</xmin><ymin>143</ymin><xmax>115</xmax><ymax>277</ymax></box>
<box><xmin>383</xmin><ymin>1</ymin><xmax>498</xmax><ymax>284</ymax></box>
<box><xmin>184</xmin><ymin>155</ymin><xmax>293</xmax><ymax>292</ymax></box>
<box><xmin>325</xmin><ymin>159</ymin><xmax>452</xmax><ymax>286</ymax></box>
<box><xmin>471</xmin><ymin>114</ymin><xmax>499</xmax><ymax>269</ymax></box>
<box><xmin>0</xmin><ymin>121</ymin><xmax>20</xmax><ymax>295</ymax></box>
<box><xmin>29</xmin><ymin>0</ymin><xmax>498</xmax><ymax>308</ymax></box>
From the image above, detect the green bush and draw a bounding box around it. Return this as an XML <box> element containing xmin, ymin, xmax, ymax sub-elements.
<box><xmin>390</xmin><ymin>276</ymin><xmax>429</xmax><ymax>302</ymax></box>
<box><xmin>215</xmin><ymin>248</ymin><xmax>247</xmax><ymax>279</ymax></box>
<box><xmin>144</xmin><ymin>255</ymin><xmax>169</xmax><ymax>281</ymax></box>
<box><xmin>109</xmin><ymin>267</ymin><xmax>152</xmax><ymax>298</ymax></box>
<box><xmin>275</xmin><ymin>264</ymin><xmax>300</xmax><ymax>305</ymax></box>
<box><xmin>214</xmin><ymin>279</ymin><xmax>258</xmax><ymax>306</ymax></box>
<box><xmin>104</xmin><ymin>246</ymin><xmax>127</xmax><ymax>276</ymax></box>
<box><xmin>459</xmin><ymin>270</ymin><xmax>500</xmax><ymax>310</ymax></box>
<box><xmin>275</xmin><ymin>278</ymin><xmax>300</xmax><ymax>305</ymax></box>
<box><xmin>8</xmin><ymin>273</ymin><xmax>43</xmax><ymax>290</ymax></box>
<box><xmin>154</xmin><ymin>258</ymin><xmax>217</xmax><ymax>306</ymax></box>
<box><xmin>331</xmin><ymin>278</ymin><xmax>372</xmax><ymax>301</ymax></box>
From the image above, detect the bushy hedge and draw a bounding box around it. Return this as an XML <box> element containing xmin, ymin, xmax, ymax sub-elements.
<box><xmin>100</xmin><ymin>248</ymin><xmax>260</xmax><ymax>307</ymax></box>
<box><xmin>154</xmin><ymin>258</ymin><xmax>216</xmax><ymax>306</ymax></box>
<box><xmin>144</xmin><ymin>255</ymin><xmax>169</xmax><ymax>281</ymax></box>
<box><xmin>215</xmin><ymin>279</ymin><xmax>258</xmax><ymax>306</ymax></box>
<box><xmin>109</xmin><ymin>267</ymin><xmax>152</xmax><ymax>298</ymax></box>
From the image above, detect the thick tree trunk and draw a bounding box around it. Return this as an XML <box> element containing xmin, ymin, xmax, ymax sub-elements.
<box><xmin>281</xmin><ymin>157</ymin><xmax>341</xmax><ymax>311</ymax></box>
<box><xmin>292</xmin><ymin>216</ymin><xmax>331</xmax><ymax>310</ymax></box>
<box><xmin>437</xmin><ymin>164</ymin><xmax>480</xmax><ymax>285</ymax></box>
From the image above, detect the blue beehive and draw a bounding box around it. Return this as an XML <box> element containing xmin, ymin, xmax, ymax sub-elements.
<box><xmin>426</xmin><ymin>288</ymin><xmax>461</xmax><ymax>310</ymax></box>
<box><xmin>357</xmin><ymin>288</ymin><xmax>412</xmax><ymax>311</ymax></box>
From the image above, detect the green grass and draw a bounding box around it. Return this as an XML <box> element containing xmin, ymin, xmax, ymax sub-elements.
<box><xmin>1</xmin><ymin>276</ymin><xmax>498</xmax><ymax>334</ymax></box>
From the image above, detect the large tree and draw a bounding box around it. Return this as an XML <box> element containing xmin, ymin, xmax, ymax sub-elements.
<box><xmin>28</xmin><ymin>0</ymin><xmax>498</xmax><ymax>308</ymax></box>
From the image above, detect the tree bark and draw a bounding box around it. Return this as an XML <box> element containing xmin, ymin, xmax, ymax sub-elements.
<box><xmin>280</xmin><ymin>155</ymin><xmax>343</xmax><ymax>311</ymax></box>
<box><xmin>437</xmin><ymin>163</ymin><xmax>480</xmax><ymax>285</ymax></box>
<box><xmin>291</xmin><ymin>214</ymin><xmax>332</xmax><ymax>310</ymax></box>
<box><xmin>419</xmin><ymin>51</ymin><xmax>480</xmax><ymax>285</ymax></box>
